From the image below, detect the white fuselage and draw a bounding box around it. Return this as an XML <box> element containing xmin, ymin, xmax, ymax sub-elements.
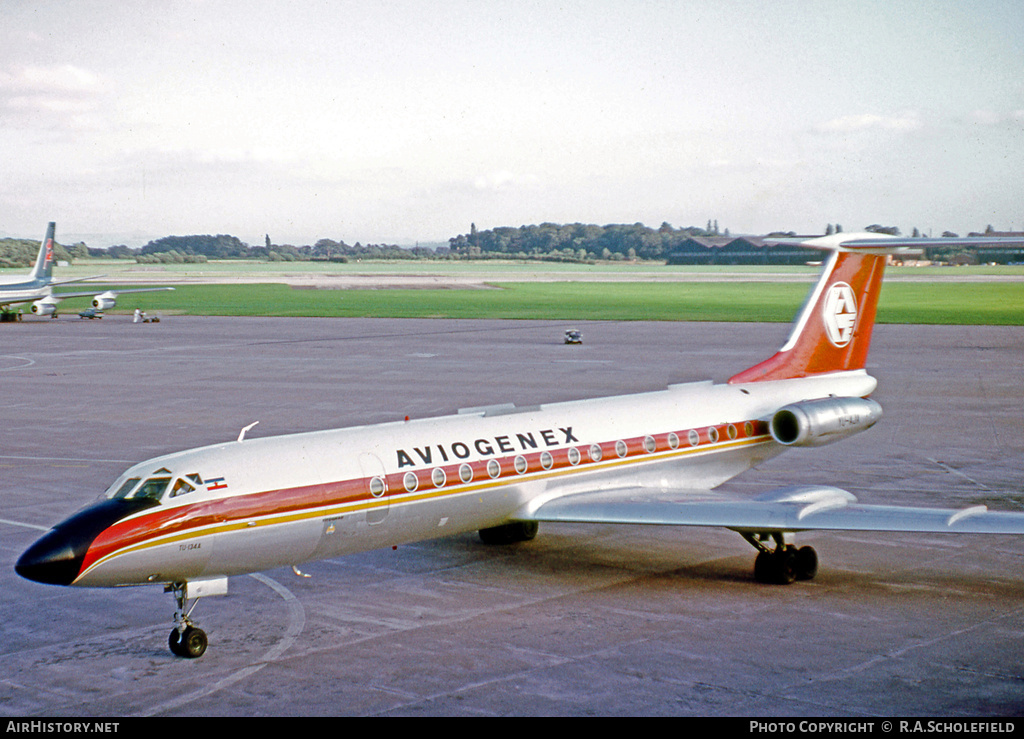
<box><xmin>0</xmin><ymin>276</ymin><xmax>49</xmax><ymax>307</ymax></box>
<box><xmin>73</xmin><ymin>370</ymin><xmax>876</xmax><ymax>588</ymax></box>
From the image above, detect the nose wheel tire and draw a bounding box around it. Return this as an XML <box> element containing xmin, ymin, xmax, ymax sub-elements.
<box><xmin>169</xmin><ymin>626</ymin><xmax>208</xmax><ymax>658</ymax></box>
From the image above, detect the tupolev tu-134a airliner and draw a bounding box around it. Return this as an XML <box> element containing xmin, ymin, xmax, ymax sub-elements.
<box><xmin>16</xmin><ymin>231</ymin><xmax>1024</xmax><ymax>658</ymax></box>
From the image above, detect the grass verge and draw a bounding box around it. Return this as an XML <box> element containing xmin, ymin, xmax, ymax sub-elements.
<box><xmin>55</xmin><ymin>281</ymin><xmax>1024</xmax><ymax>324</ymax></box>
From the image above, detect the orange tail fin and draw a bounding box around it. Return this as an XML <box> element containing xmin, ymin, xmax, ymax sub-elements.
<box><xmin>728</xmin><ymin>237</ymin><xmax>887</xmax><ymax>384</ymax></box>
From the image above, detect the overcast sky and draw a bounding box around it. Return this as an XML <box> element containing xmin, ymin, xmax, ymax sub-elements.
<box><xmin>1</xmin><ymin>0</ymin><xmax>1022</xmax><ymax>247</ymax></box>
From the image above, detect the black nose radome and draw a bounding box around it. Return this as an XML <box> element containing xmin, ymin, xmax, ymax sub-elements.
<box><xmin>16</xmin><ymin>528</ymin><xmax>87</xmax><ymax>585</ymax></box>
<box><xmin>15</xmin><ymin>498</ymin><xmax>159</xmax><ymax>586</ymax></box>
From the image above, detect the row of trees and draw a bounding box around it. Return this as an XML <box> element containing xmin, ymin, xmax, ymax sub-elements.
<box><xmin>0</xmin><ymin>237</ymin><xmax>72</xmax><ymax>269</ymax></box>
<box><xmin>449</xmin><ymin>222</ymin><xmax>1011</xmax><ymax>261</ymax></box>
<box><xmin>126</xmin><ymin>234</ymin><xmax>438</xmax><ymax>263</ymax></box>
<box><xmin>0</xmin><ymin>221</ymin><xmax>1014</xmax><ymax>268</ymax></box>
<box><xmin>447</xmin><ymin>221</ymin><xmax>740</xmax><ymax>261</ymax></box>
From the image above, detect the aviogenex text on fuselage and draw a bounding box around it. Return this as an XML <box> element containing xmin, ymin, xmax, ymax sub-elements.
<box><xmin>396</xmin><ymin>427</ymin><xmax>579</xmax><ymax>468</ymax></box>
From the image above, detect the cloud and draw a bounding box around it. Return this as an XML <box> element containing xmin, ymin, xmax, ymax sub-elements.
<box><xmin>0</xmin><ymin>64</ymin><xmax>101</xmax><ymax>94</ymax></box>
<box><xmin>472</xmin><ymin>170</ymin><xmax>539</xmax><ymax>192</ymax></box>
<box><xmin>0</xmin><ymin>64</ymin><xmax>106</xmax><ymax>129</ymax></box>
<box><xmin>815</xmin><ymin>112</ymin><xmax>922</xmax><ymax>134</ymax></box>
<box><xmin>969</xmin><ymin>109</ymin><xmax>1024</xmax><ymax>129</ymax></box>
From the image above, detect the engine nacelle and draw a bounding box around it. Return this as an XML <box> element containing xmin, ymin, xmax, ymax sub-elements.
<box><xmin>770</xmin><ymin>396</ymin><xmax>882</xmax><ymax>447</ymax></box>
<box><xmin>92</xmin><ymin>292</ymin><xmax>117</xmax><ymax>310</ymax></box>
<box><xmin>31</xmin><ymin>298</ymin><xmax>59</xmax><ymax>316</ymax></box>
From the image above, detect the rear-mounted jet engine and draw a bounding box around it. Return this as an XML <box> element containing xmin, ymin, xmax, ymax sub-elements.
<box><xmin>770</xmin><ymin>396</ymin><xmax>882</xmax><ymax>447</ymax></box>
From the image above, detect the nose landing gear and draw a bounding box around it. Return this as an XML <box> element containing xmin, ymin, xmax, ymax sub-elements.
<box><xmin>165</xmin><ymin>581</ymin><xmax>212</xmax><ymax>658</ymax></box>
<box><xmin>162</xmin><ymin>576</ymin><xmax>228</xmax><ymax>657</ymax></box>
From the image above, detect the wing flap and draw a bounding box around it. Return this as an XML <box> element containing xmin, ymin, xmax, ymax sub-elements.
<box><xmin>521</xmin><ymin>485</ymin><xmax>1024</xmax><ymax>535</ymax></box>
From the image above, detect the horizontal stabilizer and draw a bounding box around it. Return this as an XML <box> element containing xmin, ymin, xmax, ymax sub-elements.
<box><xmin>766</xmin><ymin>232</ymin><xmax>1024</xmax><ymax>254</ymax></box>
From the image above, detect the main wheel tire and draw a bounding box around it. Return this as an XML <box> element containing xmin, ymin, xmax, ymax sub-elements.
<box><xmin>774</xmin><ymin>548</ymin><xmax>797</xmax><ymax>585</ymax></box>
<box><xmin>795</xmin><ymin>545</ymin><xmax>818</xmax><ymax>581</ymax></box>
<box><xmin>754</xmin><ymin>551</ymin><xmax>775</xmax><ymax>583</ymax></box>
<box><xmin>179</xmin><ymin>626</ymin><xmax>208</xmax><ymax>658</ymax></box>
<box><xmin>478</xmin><ymin>521</ymin><xmax>539</xmax><ymax>545</ymax></box>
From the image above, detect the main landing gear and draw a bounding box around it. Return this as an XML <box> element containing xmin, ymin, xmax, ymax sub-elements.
<box><xmin>742</xmin><ymin>532</ymin><xmax>818</xmax><ymax>584</ymax></box>
<box><xmin>478</xmin><ymin>521</ymin><xmax>539</xmax><ymax>545</ymax></box>
<box><xmin>166</xmin><ymin>581</ymin><xmax>208</xmax><ymax>658</ymax></box>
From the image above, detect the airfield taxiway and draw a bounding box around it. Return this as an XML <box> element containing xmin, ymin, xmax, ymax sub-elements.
<box><xmin>1</xmin><ymin>316</ymin><xmax>1022</xmax><ymax>717</ymax></box>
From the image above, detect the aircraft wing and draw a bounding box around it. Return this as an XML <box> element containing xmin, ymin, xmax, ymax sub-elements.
<box><xmin>520</xmin><ymin>485</ymin><xmax>1024</xmax><ymax>535</ymax></box>
<box><xmin>49</xmin><ymin>274</ymin><xmax>109</xmax><ymax>287</ymax></box>
<box><xmin>53</xmin><ymin>286</ymin><xmax>175</xmax><ymax>300</ymax></box>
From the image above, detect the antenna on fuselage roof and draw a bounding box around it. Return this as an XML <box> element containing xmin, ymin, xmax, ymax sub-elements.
<box><xmin>237</xmin><ymin>421</ymin><xmax>259</xmax><ymax>442</ymax></box>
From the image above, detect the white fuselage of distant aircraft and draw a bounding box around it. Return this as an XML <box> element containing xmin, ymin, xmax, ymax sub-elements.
<box><xmin>16</xmin><ymin>230</ymin><xmax>1024</xmax><ymax>659</ymax></box>
<box><xmin>0</xmin><ymin>223</ymin><xmax>172</xmax><ymax>317</ymax></box>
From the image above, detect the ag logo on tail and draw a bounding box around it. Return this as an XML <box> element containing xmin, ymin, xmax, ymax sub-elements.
<box><xmin>822</xmin><ymin>282</ymin><xmax>857</xmax><ymax>348</ymax></box>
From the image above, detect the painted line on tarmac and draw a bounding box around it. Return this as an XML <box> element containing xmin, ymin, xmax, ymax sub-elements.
<box><xmin>0</xmin><ymin>355</ymin><xmax>36</xmax><ymax>370</ymax></box>
<box><xmin>0</xmin><ymin>517</ymin><xmax>51</xmax><ymax>532</ymax></box>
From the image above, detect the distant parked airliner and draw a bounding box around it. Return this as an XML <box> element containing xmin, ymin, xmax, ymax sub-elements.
<box><xmin>0</xmin><ymin>223</ymin><xmax>172</xmax><ymax>318</ymax></box>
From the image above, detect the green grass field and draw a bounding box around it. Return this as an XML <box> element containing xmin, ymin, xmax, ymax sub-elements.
<box><xmin>54</xmin><ymin>280</ymin><xmax>1024</xmax><ymax>325</ymax></box>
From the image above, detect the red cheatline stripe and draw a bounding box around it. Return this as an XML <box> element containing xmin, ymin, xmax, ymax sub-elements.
<box><xmin>77</xmin><ymin>420</ymin><xmax>771</xmax><ymax>579</ymax></box>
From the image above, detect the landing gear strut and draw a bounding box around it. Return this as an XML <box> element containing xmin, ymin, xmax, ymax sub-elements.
<box><xmin>166</xmin><ymin>581</ymin><xmax>208</xmax><ymax>658</ymax></box>
<box><xmin>743</xmin><ymin>532</ymin><xmax>818</xmax><ymax>584</ymax></box>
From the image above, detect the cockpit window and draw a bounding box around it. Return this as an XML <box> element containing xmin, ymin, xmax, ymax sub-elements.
<box><xmin>110</xmin><ymin>477</ymin><xmax>142</xmax><ymax>499</ymax></box>
<box><xmin>104</xmin><ymin>468</ymin><xmax>207</xmax><ymax>504</ymax></box>
<box><xmin>169</xmin><ymin>478</ymin><xmax>196</xmax><ymax>498</ymax></box>
<box><xmin>133</xmin><ymin>477</ymin><xmax>172</xmax><ymax>501</ymax></box>
<box><xmin>104</xmin><ymin>467</ymin><xmax>180</xmax><ymax>503</ymax></box>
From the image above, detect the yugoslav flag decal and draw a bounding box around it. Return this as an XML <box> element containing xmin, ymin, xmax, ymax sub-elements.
<box><xmin>822</xmin><ymin>282</ymin><xmax>857</xmax><ymax>347</ymax></box>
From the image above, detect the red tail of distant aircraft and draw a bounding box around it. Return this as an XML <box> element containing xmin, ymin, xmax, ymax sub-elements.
<box><xmin>16</xmin><ymin>230</ymin><xmax>1024</xmax><ymax>658</ymax></box>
